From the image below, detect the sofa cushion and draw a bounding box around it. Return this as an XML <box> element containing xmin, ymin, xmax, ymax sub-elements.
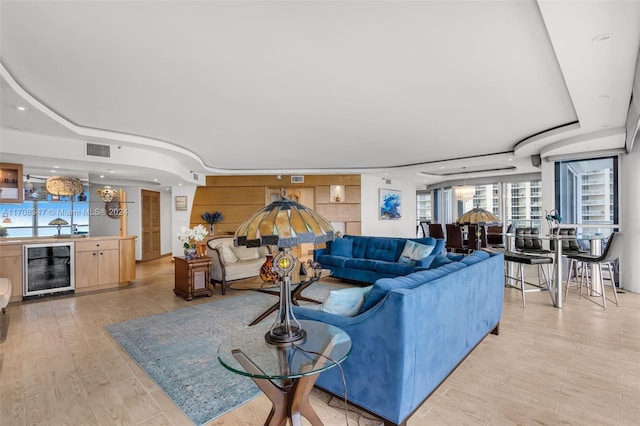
<box><xmin>364</xmin><ymin>238</ymin><xmax>402</xmax><ymax>262</ymax></box>
<box><xmin>359</xmin><ymin>275</ymin><xmax>425</xmax><ymax>313</ymax></box>
<box><xmin>317</xmin><ymin>254</ymin><xmax>349</xmax><ymax>268</ymax></box>
<box><xmin>345</xmin><ymin>258</ymin><xmax>379</xmax><ymax>271</ymax></box>
<box><xmin>320</xmin><ymin>286</ymin><xmax>372</xmax><ymax>316</ymax></box>
<box><xmin>428</xmin><ymin>253</ymin><xmax>453</xmax><ymax>269</ymax></box>
<box><xmin>375</xmin><ymin>261</ymin><xmax>414</xmax><ymax>275</ymax></box>
<box><xmin>331</xmin><ymin>238</ymin><xmax>353</xmax><ymax>257</ymax></box>
<box><xmin>399</xmin><ymin>240</ymin><xmax>435</xmax><ymax>265</ymax></box>
<box><xmin>460</xmin><ymin>250</ymin><xmax>490</xmax><ymax>266</ymax></box>
<box><xmin>347</xmin><ymin>236</ymin><xmax>369</xmax><ymax>258</ymax></box>
<box><xmin>220</xmin><ymin>245</ymin><xmax>238</xmax><ymax>264</ymax></box>
<box><xmin>230</xmin><ymin>245</ymin><xmax>260</xmax><ymax>261</ymax></box>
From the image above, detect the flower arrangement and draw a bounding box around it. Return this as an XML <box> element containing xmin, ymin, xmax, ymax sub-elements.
<box><xmin>201</xmin><ymin>211</ymin><xmax>223</xmax><ymax>225</ymax></box>
<box><xmin>545</xmin><ymin>209</ymin><xmax>563</xmax><ymax>232</ymax></box>
<box><xmin>177</xmin><ymin>224</ymin><xmax>209</xmax><ymax>249</ymax></box>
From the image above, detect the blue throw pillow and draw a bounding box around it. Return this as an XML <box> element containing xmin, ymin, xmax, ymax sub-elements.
<box><xmin>427</xmin><ymin>253</ymin><xmax>453</xmax><ymax>269</ymax></box>
<box><xmin>398</xmin><ymin>240</ymin><xmax>435</xmax><ymax>265</ymax></box>
<box><xmin>321</xmin><ymin>286</ymin><xmax>372</xmax><ymax>316</ymax></box>
<box><xmin>331</xmin><ymin>238</ymin><xmax>353</xmax><ymax>257</ymax></box>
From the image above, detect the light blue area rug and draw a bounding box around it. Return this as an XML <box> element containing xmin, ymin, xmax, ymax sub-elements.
<box><xmin>105</xmin><ymin>283</ymin><xmax>335</xmax><ymax>425</ymax></box>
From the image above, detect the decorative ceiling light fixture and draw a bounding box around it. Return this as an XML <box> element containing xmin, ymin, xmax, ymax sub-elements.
<box><xmin>234</xmin><ymin>191</ymin><xmax>334</xmax><ymax>345</ymax></box>
<box><xmin>455</xmin><ymin>185</ymin><xmax>475</xmax><ymax>202</ymax></box>
<box><xmin>97</xmin><ymin>185</ymin><xmax>118</xmax><ymax>202</ymax></box>
<box><xmin>455</xmin><ymin>167</ymin><xmax>475</xmax><ymax>202</ymax></box>
<box><xmin>45</xmin><ymin>176</ymin><xmax>83</xmax><ymax>196</ymax></box>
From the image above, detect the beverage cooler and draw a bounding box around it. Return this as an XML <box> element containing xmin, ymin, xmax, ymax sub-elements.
<box><xmin>23</xmin><ymin>242</ymin><xmax>75</xmax><ymax>298</ymax></box>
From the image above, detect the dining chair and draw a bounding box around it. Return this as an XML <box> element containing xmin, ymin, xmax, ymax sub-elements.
<box><xmin>564</xmin><ymin>232</ymin><xmax>623</xmax><ymax>309</ymax></box>
<box><xmin>445</xmin><ymin>224</ymin><xmax>468</xmax><ymax>253</ymax></box>
<box><xmin>486</xmin><ymin>224</ymin><xmax>504</xmax><ymax>248</ymax></box>
<box><xmin>428</xmin><ymin>223</ymin><xmax>445</xmax><ymax>239</ymax></box>
<box><xmin>417</xmin><ymin>220</ymin><xmax>430</xmax><ymax>238</ymax></box>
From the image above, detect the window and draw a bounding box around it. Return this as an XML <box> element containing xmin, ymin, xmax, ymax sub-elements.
<box><xmin>555</xmin><ymin>156</ymin><xmax>618</xmax><ymax>228</ymax></box>
<box><xmin>0</xmin><ymin>187</ymin><xmax>90</xmax><ymax>237</ymax></box>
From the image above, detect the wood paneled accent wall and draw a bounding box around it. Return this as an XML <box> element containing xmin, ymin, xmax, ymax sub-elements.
<box><xmin>191</xmin><ymin>175</ymin><xmax>361</xmax><ymax>237</ymax></box>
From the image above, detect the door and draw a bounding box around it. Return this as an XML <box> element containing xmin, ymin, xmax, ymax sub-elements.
<box><xmin>141</xmin><ymin>189</ymin><xmax>161</xmax><ymax>262</ymax></box>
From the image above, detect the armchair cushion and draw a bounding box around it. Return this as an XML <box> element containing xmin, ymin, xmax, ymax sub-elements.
<box><xmin>221</xmin><ymin>245</ymin><xmax>238</xmax><ymax>264</ymax></box>
<box><xmin>230</xmin><ymin>245</ymin><xmax>260</xmax><ymax>261</ymax></box>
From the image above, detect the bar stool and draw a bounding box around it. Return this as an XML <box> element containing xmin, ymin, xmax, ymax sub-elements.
<box><xmin>504</xmin><ymin>251</ymin><xmax>554</xmax><ymax>308</ymax></box>
<box><xmin>565</xmin><ymin>232</ymin><xmax>623</xmax><ymax>309</ymax></box>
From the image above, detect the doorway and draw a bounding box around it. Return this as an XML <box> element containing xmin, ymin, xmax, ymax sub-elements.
<box><xmin>141</xmin><ymin>189</ymin><xmax>161</xmax><ymax>262</ymax></box>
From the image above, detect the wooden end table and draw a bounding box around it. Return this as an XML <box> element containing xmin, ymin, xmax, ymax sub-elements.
<box><xmin>173</xmin><ymin>256</ymin><xmax>213</xmax><ymax>300</ymax></box>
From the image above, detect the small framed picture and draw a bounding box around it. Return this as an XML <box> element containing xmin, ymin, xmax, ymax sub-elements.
<box><xmin>175</xmin><ymin>195</ymin><xmax>188</xmax><ymax>211</ymax></box>
<box><xmin>379</xmin><ymin>189</ymin><xmax>402</xmax><ymax>220</ymax></box>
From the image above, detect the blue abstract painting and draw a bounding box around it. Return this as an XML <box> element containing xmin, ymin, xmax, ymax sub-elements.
<box><xmin>379</xmin><ymin>189</ymin><xmax>402</xmax><ymax>220</ymax></box>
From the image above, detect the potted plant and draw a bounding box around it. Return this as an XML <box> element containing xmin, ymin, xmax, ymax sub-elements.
<box><xmin>201</xmin><ymin>211</ymin><xmax>223</xmax><ymax>235</ymax></box>
<box><xmin>177</xmin><ymin>224</ymin><xmax>208</xmax><ymax>259</ymax></box>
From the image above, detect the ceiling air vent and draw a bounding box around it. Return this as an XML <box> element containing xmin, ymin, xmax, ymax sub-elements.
<box><xmin>86</xmin><ymin>142</ymin><xmax>111</xmax><ymax>158</ymax></box>
<box><xmin>291</xmin><ymin>175</ymin><xmax>304</xmax><ymax>183</ymax></box>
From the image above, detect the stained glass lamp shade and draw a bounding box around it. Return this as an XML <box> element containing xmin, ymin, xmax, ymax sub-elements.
<box><xmin>234</xmin><ymin>198</ymin><xmax>334</xmax><ymax>345</ymax></box>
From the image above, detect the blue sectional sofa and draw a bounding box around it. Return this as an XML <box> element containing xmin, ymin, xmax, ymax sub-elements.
<box><xmin>314</xmin><ymin>235</ymin><xmax>446</xmax><ymax>283</ymax></box>
<box><xmin>293</xmin><ymin>250</ymin><xmax>505</xmax><ymax>426</ymax></box>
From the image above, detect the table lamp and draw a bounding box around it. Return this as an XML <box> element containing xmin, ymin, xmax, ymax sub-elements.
<box><xmin>234</xmin><ymin>196</ymin><xmax>334</xmax><ymax>345</ymax></box>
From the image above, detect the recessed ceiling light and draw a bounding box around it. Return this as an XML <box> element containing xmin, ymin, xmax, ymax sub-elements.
<box><xmin>16</xmin><ymin>106</ymin><xmax>27</xmax><ymax>111</ymax></box>
<box><xmin>592</xmin><ymin>33</ymin><xmax>611</xmax><ymax>42</ymax></box>
<box><xmin>153</xmin><ymin>178</ymin><xmax>158</xmax><ymax>182</ymax></box>
<box><xmin>178</xmin><ymin>183</ymin><xmax>182</xmax><ymax>186</ymax></box>
<box><xmin>508</xmin><ymin>158</ymin><xmax>513</xmax><ymax>161</ymax></box>
<box><xmin>100</xmin><ymin>175</ymin><xmax>105</xmax><ymax>178</ymax></box>
<box><xmin>53</xmin><ymin>165</ymin><xmax>59</xmax><ymax>169</ymax></box>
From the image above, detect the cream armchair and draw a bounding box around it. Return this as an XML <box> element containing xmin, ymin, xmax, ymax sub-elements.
<box><xmin>206</xmin><ymin>237</ymin><xmax>270</xmax><ymax>294</ymax></box>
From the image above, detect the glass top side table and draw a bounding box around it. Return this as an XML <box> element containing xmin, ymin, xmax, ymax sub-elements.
<box><xmin>218</xmin><ymin>320</ymin><xmax>351</xmax><ymax>426</ymax></box>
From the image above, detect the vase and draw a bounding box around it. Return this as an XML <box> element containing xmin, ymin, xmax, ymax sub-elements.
<box><xmin>209</xmin><ymin>224</ymin><xmax>215</xmax><ymax>235</ymax></box>
<box><xmin>260</xmin><ymin>254</ymin><xmax>279</xmax><ymax>283</ymax></box>
<box><xmin>184</xmin><ymin>248</ymin><xmax>198</xmax><ymax>260</ymax></box>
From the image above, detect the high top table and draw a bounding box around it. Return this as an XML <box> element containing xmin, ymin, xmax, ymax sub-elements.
<box><xmin>218</xmin><ymin>320</ymin><xmax>351</xmax><ymax>426</ymax></box>
<box><xmin>504</xmin><ymin>232</ymin><xmax>609</xmax><ymax>308</ymax></box>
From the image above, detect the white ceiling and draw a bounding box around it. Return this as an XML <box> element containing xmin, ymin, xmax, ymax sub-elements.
<box><xmin>1</xmin><ymin>1</ymin><xmax>639</xmax><ymax>189</ymax></box>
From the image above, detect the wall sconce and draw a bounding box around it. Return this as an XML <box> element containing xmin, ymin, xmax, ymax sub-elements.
<box><xmin>97</xmin><ymin>185</ymin><xmax>118</xmax><ymax>202</ymax></box>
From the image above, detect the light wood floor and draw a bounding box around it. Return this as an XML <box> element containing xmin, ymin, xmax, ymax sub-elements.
<box><xmin>1</xmin><ymin>256</ymin><xmax>638</xmax><ymax>425</ymax></box>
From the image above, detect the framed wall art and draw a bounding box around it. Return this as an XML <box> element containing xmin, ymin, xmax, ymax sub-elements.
<box><xmin>379</xmin><ymin>189</ymin><xmax>401</xmax><ymax>220</ymax></box>
<box><xmin>175</xmin><ymin>195</ymin><xmax>188</xmax><ymax>211</ymax></box>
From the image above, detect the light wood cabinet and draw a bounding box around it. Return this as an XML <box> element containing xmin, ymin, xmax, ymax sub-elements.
<box><xmin>75</xmin><ymin>239</ymin><xmax>120</xmax><ymax>289</ymax></box>
<box><xmin>0</xmin><ymin>236</ymin><xmax>136</xmax><ymax>302</ymax></box>
<box><xmin>119</xmin><ymin>237</ymin><xmax>136</xmax><ymax>283</ymax></box>
<box><xmin>0</xmin><ymin>244</ymin><xmax>23</xmax><ymax>302</ymax></box>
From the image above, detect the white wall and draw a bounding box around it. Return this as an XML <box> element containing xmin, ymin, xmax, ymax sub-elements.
<box><xmin>621</xmin><ymin>146</ymin><xmax>640</xmax><ymax>292</ymax></box>
<box><xmin>360</xmin><ymin>174</ymin><xmax>417</xmax><ymax>238</ymax></box>
<box><xmin>171</xmin><ymin>184</ymin><xmax>198</xmax><ymax>258</ymax></box>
